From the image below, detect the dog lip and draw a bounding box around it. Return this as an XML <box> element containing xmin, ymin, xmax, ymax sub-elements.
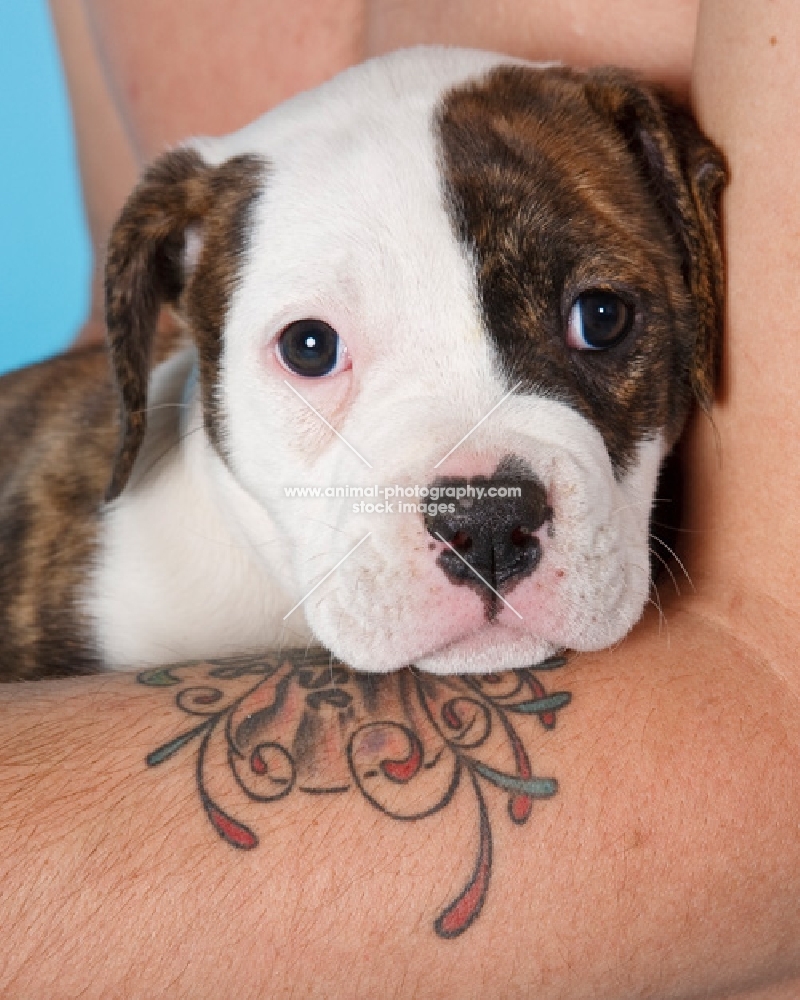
<box><xmin>411</xmin><ymin>619</ymin><xmax>532</xmax><ymax>667</ymax></box>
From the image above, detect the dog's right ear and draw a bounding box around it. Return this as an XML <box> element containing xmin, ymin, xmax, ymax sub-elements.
<box><xmin>104</xmin><ymin>148</ymin><xmax>213</xmax><ymax>501</ymax></box>
<box><xmin>104</xmin><ymin>147</ymin><xmax>264</xmax><ymax>501</ymax></box>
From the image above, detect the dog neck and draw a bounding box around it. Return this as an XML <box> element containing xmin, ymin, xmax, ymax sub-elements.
<box><xmin>85</xmin><ymin>347</ymin><xmax>312</xmax><ymax>668</ymax></box>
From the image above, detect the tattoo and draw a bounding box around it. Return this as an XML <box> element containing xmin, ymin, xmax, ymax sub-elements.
<box><xmin>139</xmin><ymin>651</ymin><xmax>570</xmax><ymax>939</ymax></box>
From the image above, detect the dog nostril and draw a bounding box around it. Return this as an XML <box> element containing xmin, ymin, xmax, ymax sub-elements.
<box><xmin>510</xmin><ymin>525</ymin><xmax>533</xmax><ymax>547</ymax></box>
<box><xmin>451</xmin><ymin>530</ymin><xmax>473</xmax><ymax>551</ymax></box>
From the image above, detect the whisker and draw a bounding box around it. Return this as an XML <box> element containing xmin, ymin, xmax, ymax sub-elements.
<box><xmin>648</xmin><ymin>587</ymin><xmax>667</xmax><ymax>636</ymax></box>
<box><xmin>136</xmin><ymin>424</ymin><xmax>205</xmax><ymax>485</ymax></box>
<box><xmin>129</xmin><ymin>402</ymin><xmax>192</xmax><ymax>417</ymax></box>
<box><xmin>629</xmin><ymin>560</ymin><xmax>670</xmax><ymax>638</ymax></box>
<box><xmin>649</xmin><ymin>521</ymin><xmax>707</xmax><ymax>535</ymax></box>
<box><xmin>649</xmin><ymin>534</ymin><xmax>696</xmax><ymax>591</ymax></box>
<box><xmin>301</xmin><ymin>518</ymin><xmax>349</xmax><ymax>536</ymax></box>
<box><xmin>649</xmin><ymin>545</ymin><xmax>681</xmax><ymax>596</ymax></box>
<box><xmin>647</xmin><ymin>597</ymin><xmax>664</xmax><ymax>634</ymax></box>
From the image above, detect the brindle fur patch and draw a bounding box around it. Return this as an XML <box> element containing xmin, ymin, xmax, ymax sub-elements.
<box><xmin>437</xmin><ymin>66</ymin><xmax>726</xmax><ymax>473</ymax></box>
<box><xmin>0</xmin><ymin>348</ymin><xmax>117</xmax><ymax>679</ymax></box>
<box><xmin>1</xmin><ymin>148</ymin><xmax>263</xmax><ymax>678</ymax></box>
<box><xmin>105</xmin><ymin>149</ymin><xmax>265</xmax><ymax>500</ymax></box>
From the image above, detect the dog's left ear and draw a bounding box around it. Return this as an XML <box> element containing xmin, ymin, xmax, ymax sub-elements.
<box><xmin>585</xmin><ymin>70</ymin><xmax>728</xmax><ymax>411</ymax></box>
<box><xmin>104</xmin><ymin>147</ymin><xmax>263</xmax><ymax>502</ymax></box>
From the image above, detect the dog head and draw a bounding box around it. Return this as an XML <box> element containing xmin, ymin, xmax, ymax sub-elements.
<box><xmin>104</xmin><ymin>47</ymin><xmax>725</xmax><ymax>674</ymax></box>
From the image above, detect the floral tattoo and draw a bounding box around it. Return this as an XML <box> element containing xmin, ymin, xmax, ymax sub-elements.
<box><xmin>139</xmin><ymin>650</ymin><xmax>571</xmax><ymax>939</ymax></box>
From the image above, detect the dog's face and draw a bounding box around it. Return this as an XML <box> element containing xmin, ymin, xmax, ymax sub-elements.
<box><xmin>104</xmin><ymin>48</ymin><xmax>725</xmax><ymax>674</ymax></box>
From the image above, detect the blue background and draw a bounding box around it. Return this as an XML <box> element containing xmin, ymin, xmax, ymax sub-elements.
<box><xmin>0</xmin><ymin>0</ymin><xmax>91</xmax><ymax>375</ymax></box>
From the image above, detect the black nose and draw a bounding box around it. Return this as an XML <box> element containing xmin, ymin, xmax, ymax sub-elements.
<box><xmin>423</xmin><ymin>463</ymin><xmax>552</xmax><ymax>593</ymax></box>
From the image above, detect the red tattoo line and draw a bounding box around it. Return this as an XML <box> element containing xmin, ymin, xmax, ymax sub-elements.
<box><xmin>140</xmin><ymin>651</ymin><xmax>570</xmax><ymax>940</ymax></box>
<box><xmin>435</xmin><ymin>773</ymin><xmax>492</xmax><ymax>938</ymax></box>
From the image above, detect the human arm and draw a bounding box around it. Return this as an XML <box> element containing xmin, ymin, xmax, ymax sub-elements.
<box><xmin>14</xmin><ymin>1</ymin><xmax>800</xmax><ymax>995</ymax></box>
<box><xmin>686</xmin><ymin>0</ymin><xmax>800</xmax><ymax>635</ymax></box>
<box><xmin>50</xmin><ymin>0</ymin><xmax>699</xmax><ymax>346</ymax></box>
<box><xmin>1</xmin><ymin>620</ymin><xmax>799</xmax><ymax>1000</ymax></box>
<box><xmin>48</xmin><ymin>0</ymin><xmax>137</xmax><ymax>346</ymax></box>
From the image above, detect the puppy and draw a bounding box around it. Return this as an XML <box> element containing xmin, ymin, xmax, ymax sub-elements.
<box><xmin>0</xmin><ymin>47</ymin><xmax>725</xmax><ymax>681</ymax></box>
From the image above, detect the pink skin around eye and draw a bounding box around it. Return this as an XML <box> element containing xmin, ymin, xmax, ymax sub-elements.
<box><xmin>273</xmin><ymin>338</ymin><xmax>353</xmax><ymax>378</ymax></box>
<box><xmin>263</xmin><ymin>328</ymin><xmax>356</xmax><ymax>427</ymax></box>
<box><xmin>565</xmin><ymin>301</ymin><xmax>585</xmax><ymax>350</ymax></box>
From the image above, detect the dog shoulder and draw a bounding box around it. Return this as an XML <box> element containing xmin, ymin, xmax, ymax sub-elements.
<box><xmin>0</xmin><ymin>347</ymin><xmax>119</xmax><ymax>678</ymax></box>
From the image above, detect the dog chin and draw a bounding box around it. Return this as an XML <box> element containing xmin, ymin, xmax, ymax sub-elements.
<box><xmin>409</xmin><ymin>624</ymin><xmax>559</xmax><ymax>676</ymax></box>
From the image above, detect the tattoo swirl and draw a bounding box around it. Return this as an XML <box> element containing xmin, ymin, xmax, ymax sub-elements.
<box><xmin>139</xmin><ymin>651</ymin><xmax>570</xmax><ymax>939</ymax></box>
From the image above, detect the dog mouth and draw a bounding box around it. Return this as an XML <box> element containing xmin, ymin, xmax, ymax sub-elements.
<box><xmin>411</xmin><ymin>619</ymin><xmax>554</xmax><ymax>674</ymax></box>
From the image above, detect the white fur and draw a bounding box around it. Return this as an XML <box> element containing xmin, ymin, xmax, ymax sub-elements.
<box><xmin>86</xmin><ymin>47</ymin><xmax>668</xmax><ymax>674</ymax></box>
<box><xmin>90</xmin><ymin>347</ymin><xmax>313</xmax><ymax>666</ymax></box>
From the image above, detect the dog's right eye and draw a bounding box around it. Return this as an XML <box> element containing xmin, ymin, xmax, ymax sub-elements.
<box><xmin>277</xmin><ymin>320</ymin><xmax>348</xmax><ymax>377</ymax></box>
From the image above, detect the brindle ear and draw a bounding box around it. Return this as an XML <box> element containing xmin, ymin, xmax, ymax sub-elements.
<box><xmin>584</xmin><ymin>70</ymin><xmax>728</xmax><ymax>412</ymax></box>
<box><xmin>104</xmin><ymin>148</ymin><xmax>213</xmax><ymax>501</ymax></box>
<box><xmin>104</xmin><ymin>148</ymin><xmax>265</xmax><ymax>501</ymax></box>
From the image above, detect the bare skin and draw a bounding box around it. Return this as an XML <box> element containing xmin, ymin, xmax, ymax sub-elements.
<box><xmin>2</xmin><ymin>1</ymin><xmax>797</xmax><ymax>996</ymax></box>
<box><xmin>52</xmin><ymin>0</ymin><xmax>699</xmax><ymax>343</ymax></box>
<box><xmin>687</xmin><ymin>0</ymin><xmax>800</xmax><ymax>638</ymax></box>
<box><xmin>1</xmin><ymin>618</ymin><xmax>798</xmax><ymax>999</ymax></box>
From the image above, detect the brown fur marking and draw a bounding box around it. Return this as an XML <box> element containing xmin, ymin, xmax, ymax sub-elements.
<box><xmin>0</xmin><ymin>329</ymin><xmax>191</xmax><ymax>680</ymax></box>
<box><xmin>0</xmin><ymin>150</ymin><xmax>263</xmax><ymax>680</ymax></box>
<box><xmin>0</xmin><ymin>149</ymin><xmax>263</xmax><ymax>678</ymax></box>
<box><xmin>438</xmin><ymin>66</ymin><xmax>726</xmax><ymax>472</ymax></box>
<box><xmin>105</xmin><ymin>149</ymin><xmax>265</xmax><ymax>500</ymax></box>
<box><xmin>1</xmin><ymin>74</ymin><xmax>723</xmax><ymax>678</ymax></box>
<box><xmin>0</xmin><ymin>348</ymin><xmax>116</xmax><ymax>679</ymax></box>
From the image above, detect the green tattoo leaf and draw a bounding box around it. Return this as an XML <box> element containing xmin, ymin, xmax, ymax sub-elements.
<box><xmin>471</xmin><ymin>761</ymin><xmax>558</xmax><ymax>798</ymax></box>
<box><xmin>146</xmin><ymin>721</ymin><xmax>212</xmax><ymax>766</ymax></box>
<box><xmin>509</xmin><ymin>692</ymin><xmax>572</xmax><ymax>715</ymax></box>
<box><xmin>138</xmin><ymin>667</ymin><xmax>182</xmax><ymax>687</ymax></box>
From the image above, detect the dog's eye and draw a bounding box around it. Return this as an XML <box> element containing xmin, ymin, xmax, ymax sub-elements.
<box><xmin>566</xmin><ymin>291</ymin><xmax>633</xmax><ymax>350</ymax></box>
<box><xmin>277</xmin><ymin>320</ymin><xmax>347</xmax><ymax>377</ymax></box>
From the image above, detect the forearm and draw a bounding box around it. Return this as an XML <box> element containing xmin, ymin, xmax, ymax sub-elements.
<box><xmin>2</xmin><ymin>615</ymin><xmax>799</xmax><ymax>1000</ymax></box>
<box><xmin>0</xmin><ymin>655</ymin><xmax>571</xmax><ymax>999</ymax></box>
<box><xmin>51</xmin><ymin>0</ymin><xmax>699</xmax><ymax>350</ymax></box>
<box><xmin>687</xmin><ymin>0</ymin><xmax>800</xmax><ymax>616</ymax></box>
<box><xmin>367</xmin><ymin>0</ymin><xmax>699</xmax><ymax>97</ymax></box>
<box><xmin>48</xmin><ymin>0</ymin><xmax>139</xmax><ymax>344</ymax></box>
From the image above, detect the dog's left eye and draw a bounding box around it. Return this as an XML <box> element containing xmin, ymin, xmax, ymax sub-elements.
<box><xmin>566</xmin><ymin>291</ymin><xmax>633</xmax><ymax>350</ymax></box>
<box><xmin>277</xmin><ymin>320</ymin><xmax>348</xmax><ymax>377</ymax></box>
